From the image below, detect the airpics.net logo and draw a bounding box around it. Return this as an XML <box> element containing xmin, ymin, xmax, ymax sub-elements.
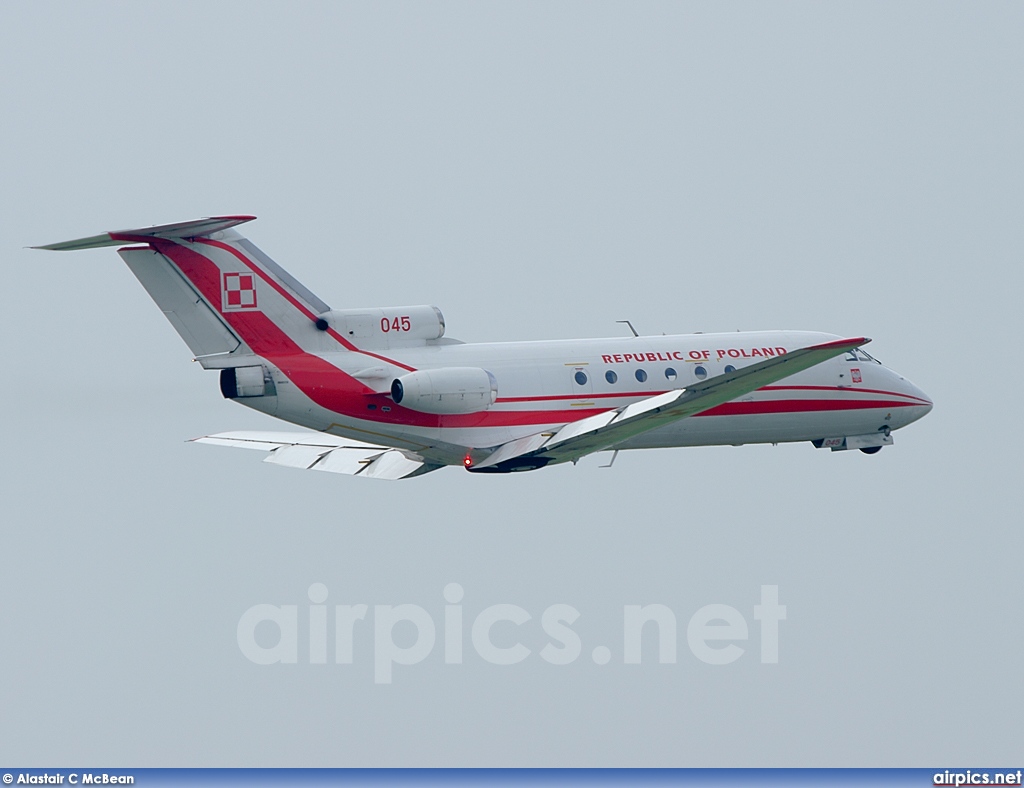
<box><xmin>236</xmin><ymin>584</ymin><xmax>786</xmax><ymax>684</ymax></box>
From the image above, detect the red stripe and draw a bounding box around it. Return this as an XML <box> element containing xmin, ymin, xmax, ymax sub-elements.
<box><xmin>469</xmin><ymin>397</ymin><xmax>919</xmax><ymax>427</ymax></box>
<box><xmin>696</xmin><ymin>398</ymin><xmax>918</xmax><ymax>417</ymax></box>
<box><xmin>128</xmin><ymin>238</ymin><xmax>345</xmax><ymax>358</ymax></box>
<box><xmin>807</xmin><ymin>336</ymin><xmax>869</xmax><ymax>350</ymax></box>
<box><xmin>131</xmin><ymin>238</ymin><xmax>611</xmax><ymax>429</ymax></box>
<box><xmin>761</xmin><ymin>384</ymin><xmax>931</xmax><ymax>405</ymax></box>
<box><xmin>499</xmin><ymin>385</ymin><xmax>928</xmax><ymax>406</ymax></box>
<box><xmin>195</xmin><ymin>238</ymin><xmax>416</xmax><ymax>372</ymax></box>
<box><xmin>195</xmin><ymin>238</ymin><xmax>357</xmax><ymax>351</ymax></box>
<box><xmin>498</xmin><ymin>390</ymin><xmax>660</xmax><ymax>403</ymax></box>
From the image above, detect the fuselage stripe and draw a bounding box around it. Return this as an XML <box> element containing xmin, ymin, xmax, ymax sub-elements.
<box><xmin>759</xmin><ymin>384</ymin><xmax>931</xmax><ymax>404</ymax></box>
<box><xmin>497</xmin><ymin>386</ymin><xmax>929</xmax><ymax>405</ymax></box>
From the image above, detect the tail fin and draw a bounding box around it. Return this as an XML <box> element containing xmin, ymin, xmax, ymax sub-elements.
<box><xmin>35</xmin><ymin>216</ymin><xmax>340</xmax><ymax>366</ymax></box>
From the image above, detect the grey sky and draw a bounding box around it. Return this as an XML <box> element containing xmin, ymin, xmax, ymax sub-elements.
<box><xmin>1</xmin><ymin>1</ymin><xmax>1022</xmax><ymax>767</ymax></box>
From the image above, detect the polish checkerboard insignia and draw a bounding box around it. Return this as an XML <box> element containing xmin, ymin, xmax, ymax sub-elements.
<box><xmin>223</xmin><ymin>272</ymin><xmax>258</xmax><ymax>311</ymax></box>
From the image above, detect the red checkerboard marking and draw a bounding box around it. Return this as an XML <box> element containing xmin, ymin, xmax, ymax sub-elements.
<box><xmin>223</xmin><ymin>272</ymin><xmax>258</xmax><ymax>311</ymax></box>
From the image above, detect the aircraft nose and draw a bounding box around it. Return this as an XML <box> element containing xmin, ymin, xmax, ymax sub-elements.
<box><xmin>906</xmin><ymin>379</ymin><xmax>932</xmax><ymax>409</ymax></box>
<box><xmin>892</xmin><ymin>371</ymin><xmax>933</xmax><ymax>420</ymax></box>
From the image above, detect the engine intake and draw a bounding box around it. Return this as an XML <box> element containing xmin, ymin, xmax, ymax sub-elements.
<box><xmin>390</xmin><ymin>367</ymin><xmax>497</xmax><ymax>415</ymax></box>
<box><xmin>220</xmin><ymin>365</ymin><xmax>273</xmax><ymax>398</ymax></box>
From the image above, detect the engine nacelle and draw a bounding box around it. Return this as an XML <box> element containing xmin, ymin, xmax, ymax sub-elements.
<box><xmin>220</xmin><ymin>365</ymin><xmax>275</xmax><ymax>398</ymax></box>
<box><xmin>390</xmin><ymin>367</ymin><xmax>498</xmax><ymax>415</ymax></box>
<box><xmin>315</xmin><ymin>305</ymin><xmax>445</xmax><ymax>345</ymax></box>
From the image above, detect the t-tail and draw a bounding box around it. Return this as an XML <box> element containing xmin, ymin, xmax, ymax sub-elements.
<box><xmin>34</xmin><ymin>216</ymin><xmax>446</xmax><ymax>394</ymax></box>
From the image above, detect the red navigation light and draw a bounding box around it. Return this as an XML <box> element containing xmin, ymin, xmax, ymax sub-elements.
<box><xmin>463</xmin><ymin>454</ymin><xmax>473</xmax><ymax>468</ymax></box>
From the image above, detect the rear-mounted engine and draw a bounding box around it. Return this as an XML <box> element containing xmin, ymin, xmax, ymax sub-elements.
<box><xmin>313</xmin><ymin>305</ymin><xmax>445</xmax><ymax>347</ymax></box>
<box><xmin>220</xmin><ymin>365</ymin><xmax>276</xmax><ymax>399</ymax></box>
<box><xmin>390</xmin><ymin>367</ymin><xmax>498</xmax><ymax>415</ymax></box>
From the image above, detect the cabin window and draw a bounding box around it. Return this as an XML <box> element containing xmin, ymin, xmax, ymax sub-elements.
<box><xmin>605</xmin><ymin>370</ymin><xmax>618</xmax><ymax>384</ymax></box>
<box><xmin>665</xmin><ymin>368</ymin><xmax>677</xmax><ymax>381</ymax></box>
<box><xmin>724</xmin><ymin>364</ymin><xmax>736</xmax><ymax>373</ymax></box>
<box><xmin>574</xmin><ymin>371</ymin><xmax>588</xmax><ymax>386</ymax></box>
<box><xmin>635</xmin><ymin>369</ymin><xmax>648</xmax><ymax>383</ymax></box>
<box><xmin>694</xmin><ymin>365</ymin><xmax>708</xmax><ymax>380</ymax></box>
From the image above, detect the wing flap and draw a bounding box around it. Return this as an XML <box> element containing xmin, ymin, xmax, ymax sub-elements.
<box><xmin>264</xmin><ymin>444</ymin><xmax>333</xmax><ymax>469</ymax></box>
<box><xmin>544</xmin><ymin>409</ymin><xmax>620</xmax><ymax>447</ymax></box>
<box><xmin>360</xmin><ymin>451</ymin><xmax>426</xmax><ymax>480</ymax></box>
<box><xmin>474</xmin><ymin>432</ymin><xmax>553</xmax><ymax>469</ymax></box>
<box><xmin>312</xmin><ymin>448</ymin><xmax>382</xmax><ymax>475</ymax></box>
<box><xmin>192</xmin><ymin>430</ymin><xmax>441</xmax><ymax>480</ymax></box>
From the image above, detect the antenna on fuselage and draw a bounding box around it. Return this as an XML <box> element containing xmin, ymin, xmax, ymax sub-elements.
<box><xmin>616</xmin><ymin>320</ymin><xmax>639</xmax><ymax>337</ymax></box>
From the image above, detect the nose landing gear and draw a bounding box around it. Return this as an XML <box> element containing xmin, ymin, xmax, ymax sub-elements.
<box><xmin>813</xmin><ymin>427</ymin><xmax>892</xmax><ymax>454</ymax></box>
<box><xmin>861</xmin><ymin>425</ymin><xmax>891</xmax><ymax>454</ymax></box>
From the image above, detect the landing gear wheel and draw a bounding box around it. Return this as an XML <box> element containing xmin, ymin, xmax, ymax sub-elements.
<box><xmin>859</xmin><ymin>446</ymin><xmax>882</xmax><ymax>455</ymax></box>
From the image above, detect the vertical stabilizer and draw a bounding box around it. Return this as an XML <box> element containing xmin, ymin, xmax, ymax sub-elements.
<box><xmin>35</xmin><ymin>217</ymin><xmax>352</xmax><ymax>366</ymax></box>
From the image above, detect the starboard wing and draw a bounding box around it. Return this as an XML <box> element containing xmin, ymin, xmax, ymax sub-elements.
<box><xmin>469</xmin><ymin>337</ymin><xmax>869</xmax><ymax>472</ymax></box>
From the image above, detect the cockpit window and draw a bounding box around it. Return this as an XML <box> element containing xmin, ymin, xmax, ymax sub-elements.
<box><xmin>847</xmin><ymin>348</ymin><xmax>881</xmax><ymax>364</ymax></box>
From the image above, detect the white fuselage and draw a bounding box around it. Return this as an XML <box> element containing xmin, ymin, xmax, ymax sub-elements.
<box><xmin>38</xmin><ymin>220</ymin><xmax>932</xmax><ymax>472</ymax></box>
<box><xmin>239</xmin><ymin>329</ymin><xmax>932</xmax><ymax>465</ymax></box>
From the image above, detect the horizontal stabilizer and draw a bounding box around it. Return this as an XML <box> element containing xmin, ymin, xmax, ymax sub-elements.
<box><xmin>33</xmin><ymin>216</ymin><xmax>257</xmax><ymax>251</ymax></box>
<box><xmin>191</xmin><ymin>430</ymin><xmax>443</xmax><ymax>480</ymax></box>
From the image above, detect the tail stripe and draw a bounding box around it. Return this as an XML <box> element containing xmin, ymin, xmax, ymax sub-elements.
<box><xmin>236</xmin><ymin>238</ymin><xmax>331</xmax><ymax>314</ymax></box>
<box><xmin>195</xmin><ymin>237</ymin><xmax>356</xmax><ymax>351</ymax></box>
<box><xmin>107</xmin><ymin>229</ymin><xmax>418</xmax><ymax>373</ymax></box>
<box><xmin>195</xmin><ymin>238</ymin><xmax>416</xmax><ymax>372</ymax></box>
<box><xmin>145</xmin><ymin>239</ymin><xmax>617</xmax><ymax>429</ymax></box>
<box><xmin>146</xmin><ymin>238</ymin><xmax>307</xmax><ymax>357</ymax></box>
